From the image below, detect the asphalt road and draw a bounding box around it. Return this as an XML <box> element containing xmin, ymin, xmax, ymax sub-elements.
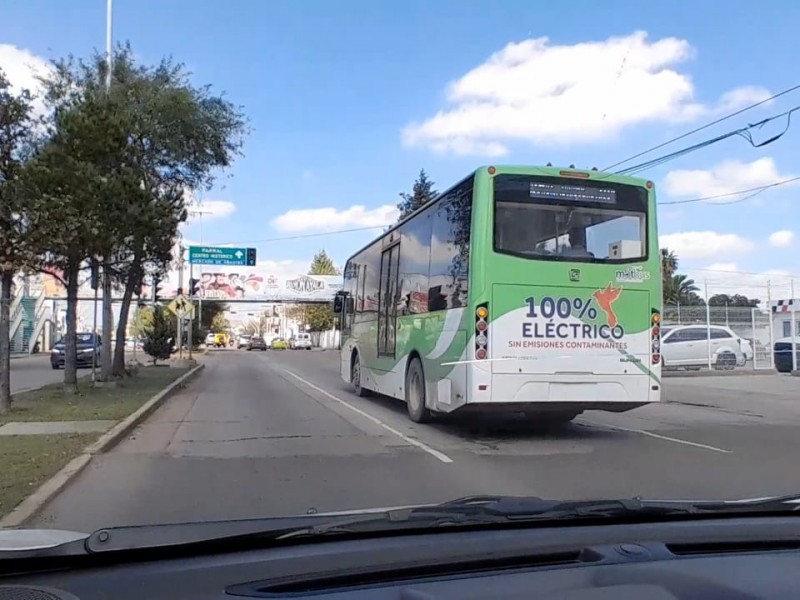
<box><xmin>10</xmin><ymin>355</ymin><xmax>65</xmax><ymax>393</ymax></box>
<box><xmin>33</xmin><ymin>349</ymin><xmax>800</xmax><ymax>532</ymax></box>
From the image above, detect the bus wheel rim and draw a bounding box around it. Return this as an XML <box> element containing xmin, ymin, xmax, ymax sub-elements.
<box><xmin>410</xmin><ymin>369</ymin><xmax>422</xmax><ymax>411</ymax></box>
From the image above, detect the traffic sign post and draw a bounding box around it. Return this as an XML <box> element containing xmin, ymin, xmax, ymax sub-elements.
<box><xmin>188</xmin><ymin>246</ymin><xmax>257</xmax><ymax>267</ymax></box>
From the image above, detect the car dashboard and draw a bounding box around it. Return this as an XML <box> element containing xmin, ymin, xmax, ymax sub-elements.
<box><xmin>2</xmin><ymin>516</ymin><xmax>800</xmax><ymax>599</ymax></box>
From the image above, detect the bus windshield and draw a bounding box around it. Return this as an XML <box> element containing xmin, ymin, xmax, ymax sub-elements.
<box><xmin>493</xmin><ymin>174</ymin><xmax>649</xmax><ymax>263</ymax></box>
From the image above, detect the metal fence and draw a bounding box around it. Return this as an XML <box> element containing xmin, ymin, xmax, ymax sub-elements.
<box><xmin>662</xmin><ymin>303</ymin><xmax>775</xmax><ymax>370</ymax></box>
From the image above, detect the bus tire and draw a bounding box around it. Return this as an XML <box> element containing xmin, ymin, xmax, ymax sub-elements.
<box><xmin>351</xmin><ymin>352</ymin><xmax>371</xmax><ymax>397</ymax></box>
<box><xmin>405</xmin><ymin>358</ymin><xmax>431</xmax><ymax>423</ymax></box>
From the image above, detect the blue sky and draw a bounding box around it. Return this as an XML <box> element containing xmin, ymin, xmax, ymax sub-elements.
<box><xmin>2</xmin><ymin>0</ymin><xmax>799</xmax><ymax>299</ymax></box>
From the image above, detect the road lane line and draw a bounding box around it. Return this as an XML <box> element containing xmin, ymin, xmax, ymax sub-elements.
<box><xmin>284</xmin><ymin>370</ymin><xmax>454</xmax><ymax>464</ymax></box>
<box><xmin>581</xmin><ymin>420</ymin><xmax>732</xmax><ymax>454</ymax></box>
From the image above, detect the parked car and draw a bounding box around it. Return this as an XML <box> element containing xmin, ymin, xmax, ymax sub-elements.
<box><xmin>50</xmin><ymin>332</ymin><xmax>101</xmax><ymax>370</ymax></box>
<box><xmin>247</xmin><ymin>337</ymin><xmax>267</xmax><ymax>351</ymax></box>
<box><xmin>289</xmin><ymin>332</ymin><xmax>312</xmax><ymax>350</ymax></box>
<box><xmin>660</xmin><ymin>325</ymin><xmax>748</xmax><ymax>370</ymax></box>
<box><xmin>237</xmin><ymin>335</ymin><xmax>251</xmax><ymax>349</ymax></box>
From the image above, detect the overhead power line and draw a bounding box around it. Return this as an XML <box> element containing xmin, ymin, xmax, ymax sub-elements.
<box><xmin>659</xmin><ymin>175</ymin><xmax>800</xmax><ymax>206</ymax></box>
<box><xmin>603</xmin><ymin>82</ymin><xmax>800</xmax><ymax>172</ymax></box>
<box><xmin>616</xmin><ymin>104</ymin><xmax>800</xmax><ymax>176</ymax></box>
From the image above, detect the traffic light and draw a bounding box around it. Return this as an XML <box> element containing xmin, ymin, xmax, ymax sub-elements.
<box><xmin>246</xmin><ymin>248</ymin><xmax>257</xmax><ymax>266</ymax></box>
<box><xmin>189</xmin><ymin>278</ymin><xmax>199</xmax><ymax>297</ymax></box>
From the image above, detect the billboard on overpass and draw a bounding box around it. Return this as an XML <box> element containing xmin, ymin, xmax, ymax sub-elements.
<box><xmin>191</xmin><ymin>271</ymin><xmax>341</xmax><ymax>302</ymax></box>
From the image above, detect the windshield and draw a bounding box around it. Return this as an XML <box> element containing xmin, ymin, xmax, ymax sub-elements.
<box><xmin>493</xmin><ymin>174</ymin><xmax>648</xmax><ymax>262</ymax></box>
<box><xmin>2</xmin><ymin>3</ymin><xmax>798</xmax><ymax>547</ymax></box>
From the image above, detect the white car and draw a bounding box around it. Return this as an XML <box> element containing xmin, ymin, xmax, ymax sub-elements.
<box><xmin>660</xmin><ymin>325</ymin><xmax>748</xmax><ymax>370</ymax></box>
<box><xmin>290</xmin><ymin>332</ymin><xmax>312</xmax><ymax>350</ymax></box>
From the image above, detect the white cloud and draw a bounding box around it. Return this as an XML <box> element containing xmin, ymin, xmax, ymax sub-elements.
<box><xmin>659</xmin><ymin>231</ymin><xmax>754</xmax><ymax>259</ymax></box>
<box><xmin>191</xmin><ymin>200</ymin><xmax>236</xmax><ymax>219</ymax></box>
<box><xmin>0</xmin><ymin>44</ymin><xmax>50</xmax><ymax>95</ymax></box>
<box><xmin>768</xmin><ymin>230</ymin><xmax>795</xmax><ymax>248</ymax></box>
<box><xmin>663</xmin><ymin>157</ymin><xmax>796</xmax><ymax>200</ymax></box>
<box><xmin>688</xmin><ymin>262</ymin><xmax>795</xmax><ymax>303</ymax></box>
<box><xmin>402</xmin><ymin>31</ymin><xmax>769</xmax><ymax>155</ymax></box>
<box><xmin>272</xmin><ymin>204</ymin><xmax>399</xmax><ymax>232</ymax></box>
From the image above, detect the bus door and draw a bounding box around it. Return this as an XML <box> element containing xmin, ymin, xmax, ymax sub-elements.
<box><xmin>378</xmin><ymin>242</ymin><xmax>400</xmax><ymax>356</ymax></box>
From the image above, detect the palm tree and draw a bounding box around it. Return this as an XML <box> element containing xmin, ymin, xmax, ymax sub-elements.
<box><xmin>661</xmin><ymin>248</ymin><xmax>678</xmax><ymax>279</ymax></box>
<box><xmin>664</xmin><ymin>273</ymin><xmax>701</xmax><ymax>305</ymax></box>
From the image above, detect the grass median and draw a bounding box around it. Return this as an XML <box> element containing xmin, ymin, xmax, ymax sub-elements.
<box><xmin>0</xmin><ymin>365</ymin><xmax>193</xmax><ymax>521</ymax></box>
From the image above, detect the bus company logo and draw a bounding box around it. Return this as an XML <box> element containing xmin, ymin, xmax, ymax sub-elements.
<box><xmin>286</xmin><ymin>275</ymin><xmax>324</xmax><ymax>294</ymax></box>
<box><xmin>569</xmin><ymin>268</ymin><xmax>580</xmax><ymax>282</ymax></box>
<box><xmin>593</xmin><ymin>284</ymin><xmax>623</xmax><ymax>328</ymax></box>
<box><xmin>615</xmin><ymin>266</ymin><xmax>651</xmax><ymax>283</ymax></box>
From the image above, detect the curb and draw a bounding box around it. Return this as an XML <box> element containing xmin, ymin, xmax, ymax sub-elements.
<box><xmin>0</xmin><ymin>363</ymin><xmax>206</xmax><ymax>528</ymax></box>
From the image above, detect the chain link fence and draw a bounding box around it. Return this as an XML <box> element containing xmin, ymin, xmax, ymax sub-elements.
<box><xmin>662</xmin><ymin>303</ymin><xmax>774</xmax><ymax>370</ymax></box>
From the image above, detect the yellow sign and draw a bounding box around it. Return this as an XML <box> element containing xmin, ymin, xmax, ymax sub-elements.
<box><xmin>167</xmin><ymin>295</ymin><xmax>195</xmax><ymax>320</ymax></box>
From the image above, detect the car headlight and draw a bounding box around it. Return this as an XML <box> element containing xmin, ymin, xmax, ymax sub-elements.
<box><xmin>51</xmin><ymin>348</ymin><xmax>62</xmax><ymax>354</ymax></box>
<box><xmin>80</xmin><ymin>348</ymin><xmax>95</xmax><ymax>353</ymax></box>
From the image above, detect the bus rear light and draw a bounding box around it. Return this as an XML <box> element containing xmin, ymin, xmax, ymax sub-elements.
<box><xmin>475</xmin><ymin>302</ymin><xmax>489</xmax><ymax>360</ymax></box>
<box><xmin>559</xmin><ymin>170</ymin><xmax>590</xmax><ymax>179</ymax></box>
<box><xmin>651</xmin><ymin>310</ymin><xmax>661</xmax><ymax>366</ymax></box>
<box><xmin>488</xmin><ymin>166</ymin><xmax>497</xmax><ymax>175</ymax></box>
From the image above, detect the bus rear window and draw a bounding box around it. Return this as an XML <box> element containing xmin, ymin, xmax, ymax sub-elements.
<box><xmin>493</xmin><ymin>174</ymin><xmax>648</xmax><ymax>263</ymax></box>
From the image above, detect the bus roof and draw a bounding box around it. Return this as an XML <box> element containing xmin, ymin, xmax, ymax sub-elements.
<box><xmin>342</xmin><ymin>165</ymin><xmax>654</xmax><ymax>266</ymax></box>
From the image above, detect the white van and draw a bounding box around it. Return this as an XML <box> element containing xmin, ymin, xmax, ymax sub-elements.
<box><xmin>290</xmin><ymin>332</ymin><xmax>312</xmax><ymax>350</ymax></box>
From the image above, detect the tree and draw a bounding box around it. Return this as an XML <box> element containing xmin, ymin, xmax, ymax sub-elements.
<box><xmin>309</xmin><ymin>249</ymin><xmax>340</xmax><ymax>276</ymax></box>
<box><xmin>304</xmin><ymin>303</ymin><xmax>336</xmax><ymax>331</ymax></box>
<box><xmin>664</xmin><ymin>274</ymin><xmax>704</xmax><ymax>305</ymax></box>
<box><xmin>210</xmin><ymin>311</ymin><xmax>230</xmax><ymax>333</ymax></box>
<box><xmin>397</xmin><ymin>169</ymin><xmax>437</xmax><ymax>221</ymax></box>
<box><xmin>0</xmin><ymin>69</ymin><xmax>40</xmax><ymax>413</ymax></box>
<box><xmin>661</xmin><ymin>248</ymin><xmax>678</xmax><ymax>283</ymax></box>
<box><xmin>142</xmin><ymin>305</ymin><xmax>172</xmax><ymax>364</ymax></box>
<box><xmin>708</xmin><ymin>294</ymin><xmax>760</xmax><ymax>307</ymax></box>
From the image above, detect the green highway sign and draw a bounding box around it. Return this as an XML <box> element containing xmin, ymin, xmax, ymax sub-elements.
<box><xmin>188</xmin><ymin>246</ymin><xmax>256</xmax><ymax>266</ymax></box>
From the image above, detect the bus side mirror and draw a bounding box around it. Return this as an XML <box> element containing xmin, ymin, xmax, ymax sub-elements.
<box><xmin>333</xmin><ymin>294</ymin><xmax>344</xmax><ymax>313</ymax></box>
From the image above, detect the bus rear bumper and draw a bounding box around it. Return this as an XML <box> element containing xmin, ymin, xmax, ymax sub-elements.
<box><xmin>458</xmin><ymin>372</ymin><xmax>660</xmax><ymax>415</ymax></box>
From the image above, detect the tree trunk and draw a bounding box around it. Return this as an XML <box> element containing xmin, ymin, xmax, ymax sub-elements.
<box><xmin>112</xmin><ymin>259</ymin><xmax>142</xmax><ymax>376</ymax></box>
<box><xmin>100</xmin><ymin>262</ymin><xmax>114</xmax><ymax>381</ymax></box>
<box><xmin>63</xmin><ymin>263</ymin><xmax>80</xmax><ymax>394</ymax></box>
<box><xmin>0</xmin><ymin>270</ymin><xmax>13</xmax><ymax>414</ymax></box>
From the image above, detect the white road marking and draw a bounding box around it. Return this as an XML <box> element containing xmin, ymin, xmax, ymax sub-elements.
<box><xmin>581</xmin><ymin>420</ymin><xmax>732</xmax><ymax>454</ymax></box>
<box><xmin>284</xmin><ymin>370</ymin><xmax>454</xmax><ymax>464</ymax></box>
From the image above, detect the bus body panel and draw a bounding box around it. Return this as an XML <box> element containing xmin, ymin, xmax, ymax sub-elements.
<box><xmin>339</xmin><ymin>165</ymin><xmax>662</xmax><ymax>418</ymax></box>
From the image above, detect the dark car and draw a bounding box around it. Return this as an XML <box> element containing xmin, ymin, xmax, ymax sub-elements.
<box><xmin>247</xmin><ymin>337</ymin><xmax>267</xmax><ymax>351</ymax></box>
<box><xmin>50</xmin><ymin>333</ymin><xmax>101</xmax><ymax>370</ymax></box>
<box><xmin>774</xmin><ymin>337</ymin><xmax>799</xmax><ymax>373</ymax></box>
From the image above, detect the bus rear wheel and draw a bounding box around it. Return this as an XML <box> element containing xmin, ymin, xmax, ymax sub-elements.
<box><xmin>351</xmin><ymin>353</ymin><xmax>371</xmax><ymax>397</ymax></box>
<box><xmin>405</xmin><ymin>358</ymin><xmax>431</xmax><ymax>423</ymax></box>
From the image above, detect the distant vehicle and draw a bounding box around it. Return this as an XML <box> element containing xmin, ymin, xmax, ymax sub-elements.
<box><xmin>237</xmin><ymin>335</ymin><xmax>251</xmax><ymax>349</ymax></box>
<box><xmin>50</xmin><ymin>333</ymin><xmax>101</xmax><ymax>370</ymax></box>
<box><xmin>247</xmin><ymin>337</ymin><xmax>267</xmax><ymax>351</ymax></box>
<box><xmin>205</xmin><ymin>333</ymin><xmax>217</xmax><ymax>346</ymax></box>
<box><xmin>290</xmin><ymin>332</ymin><xmax>312</xmax><ymax>350</ymax></box>
<box><xmin>774</xmin><ymin>337</ymin><xmax>799</xmax><ymax>373</ymax></box>
<box><xmin>271</xmin><ymin>337</ymin><xmax>288</xmax><ymax>350</ymax></box>
<box><xmin>336</xmin><ymin>165</ymin><xmax>662</xmax><ymax>424</ymax></box>
<box><xmin>661</xmin><ymin>325</ymin><xmax>747</xmax><ymax>370</ymax></box>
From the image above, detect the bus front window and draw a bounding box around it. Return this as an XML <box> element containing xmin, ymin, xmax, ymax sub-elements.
<box><xmin>493</xmin><ymin>174</ymin><xmax>648</xmax><ymax>262</ymax></box>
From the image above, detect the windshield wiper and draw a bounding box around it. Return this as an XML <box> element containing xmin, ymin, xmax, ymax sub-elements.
<box><xmin>275</xmin><ymin>495</ymin><xmax>702</xmax><ymax>540</ymax></box>
<box><xmin>53</xmin><ymin>495</ymin><xmax>798</xmax><ymax>557</ymax></box>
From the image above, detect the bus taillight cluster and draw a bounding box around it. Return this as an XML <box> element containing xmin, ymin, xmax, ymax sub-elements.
<box><xmin>651</xmin><ymin>311</ymin><xmax>661</xmax><ymax>365</ymax></box>
<box><xmin>475</xmin><ymin>304</ymin><xmax>489</xmax><ymax>360</ymax></box>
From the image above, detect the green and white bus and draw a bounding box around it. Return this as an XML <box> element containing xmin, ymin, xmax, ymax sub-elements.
<box><xmin>334</xmin><ymin>165</ymin><xmax>662</xmax><ymax>424</ymax></box>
